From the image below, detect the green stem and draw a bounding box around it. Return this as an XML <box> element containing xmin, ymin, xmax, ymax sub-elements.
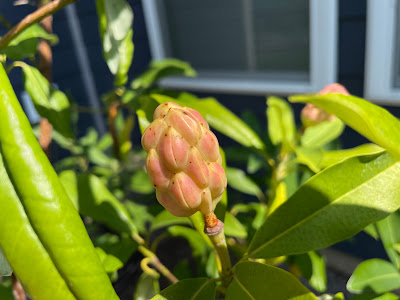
<box><xmin>204</xmin><ymin>217</ymin><xmax>232</xmax><ymax>290</ymax></box>
<box><xmin>131</xmin><ymin>233</ymin><xmax>178</xmax><ymax>284</ymax></box>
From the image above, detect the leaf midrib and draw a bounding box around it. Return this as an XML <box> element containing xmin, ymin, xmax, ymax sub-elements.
<box><xmin>350</xmin><ymin>272</ymin><xmax>400</xmax><ymax>290</ymax></box>
<box><xmin>250</xmin><ymin>158</ymin><xmax>399</xmax><ymax>257</ymax></box>
<box><xmin>232</xmin><ymin>274</ymin><xmax>256</xmax><ymax>300</ymax></box>
<box><xmin>190</xmin><ymin>279</ymin><xmax>212</xmax><ymax>300</ymax></box>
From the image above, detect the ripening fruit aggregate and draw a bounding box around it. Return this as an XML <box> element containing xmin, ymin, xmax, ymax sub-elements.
<box><xmin>141</xmin><ymin>102</ymin><xmax>227</xmax><ymax>217</ymax></box>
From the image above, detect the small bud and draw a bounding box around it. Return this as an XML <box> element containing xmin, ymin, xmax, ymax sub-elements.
<box><xmin>301</xmin><ymin>83</ymin><xmax>350</xmax><ymax>128</ymax></box>
<box><xmin>142</xmin><ymin>102</ymin><xmax>227</xmax><ymax>217</ymax></box>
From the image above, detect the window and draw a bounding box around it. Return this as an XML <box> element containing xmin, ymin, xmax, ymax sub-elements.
<box><xmin>365</xmin><ymin>0</ymin><xmax>400</xmax><ymax>104</ymax></box>
<box><xmin>143</xmin><ymin>0</ymin><xmax>338</xmax><ymax>95</ymax></box>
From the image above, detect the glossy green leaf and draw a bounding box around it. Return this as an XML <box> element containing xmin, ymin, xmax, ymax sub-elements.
<box><xmin>1</xmin><ymin>24</ymin><xmax>58</xmax><ymax>60</ymax></box>
<box><xmin>224</xmin><ymin>213</ymin><xmax>248</xmax><ymax>239</ymax></box>
<box><xmin>376</xmin><ymin>211</ymin><xmax>400</xmax><ymax>269</ymax></box>
<box><xmin>0</xmin><ymin>246</ymin><xmax>12</xmax><ymax>276</ymax></box>
<box><xmin>0</xmin><ymin>64</ymin><xmax>118</xmax><ymax>299</ymax></box>
<box><xmin>21</xmin><ymin>64</ymin><xmax>72</xmax><ymax>137</ymax></box>
<box><xmin>226</xmin><ymin>167</ymin><xmax>265</xmax><ymax>201</ymax></box>
<box><xmin>351</xmin><ymin>294</ymin><xmax>400</xmax><ymax>300</ymax></box>
<box><xmin>347</xmin><ymin>259</ymin><xmax>400</xmax><ymax>294</ymax></box>
<box><xmin>301</xmin><ymin>118</ymin><xmax>345</xmax><ymax>149</ymax></box>
<box><xmin>292</xmin><ymin>251</ymin><xmax>327</xmax><ymax>293</ymax></box>
<box><xmin>152</xmin><ymin>278</ymin><xmax>215</xmax><ymax>300</ymax></box>
<box><xmin>135</xmin><ymin>272</ymin><xmax>160</xmax><ymax>300</ymax></box>
<box><xmin>267</xmin><ymin>96</ymin><xmax>296</xmax><ymax>149</ymax></box>
<box><xmin>226</xmin><ymin>261</ymin><xmax>317</xmax><ymax>300</ymax></box>
<box><xmin>248</xmin><ymin>152</ymin><xmax>400</xmax><ymax>259</ymax></box>
<box><xmin>321</xmin><ymin>144</ymin><xmax>384</xmax><ymax>169</ymax></box>
<box><xmin>290</xmin><ymin>93</ymin><xmax>400</xmax><ymax>158</ymax></box>
<box><xmin>151</xmin><ymin>93</ymin><xmax>266</xmax><ymax>150</ymax></box>
<box><xmin>59</xmin><ymin>170</ymin><xmax>138</xmax><ymax>235</ymax></box>
<box><xmin>114</xmin><ymin>29</ymin><xmax>134</xmax><ymax>86</ymax></box>
<box><xmin>296</xmin><ymin>144</ymin><xmax>384</xmax><ymax>173</ymax></box>
<box><xmin>96</xmin><ymin>0</ymin><xmax>134</xmax><ymax>84</ymax></box>
<box><xmin>150</xmin><ymin>210</ymin><xmax>191</xmax><ymax>232</ymax></box>
<box><xmin>131</xmin><ymin>59</ymin><xmax>196</xmax><ymax>90</ymax></box>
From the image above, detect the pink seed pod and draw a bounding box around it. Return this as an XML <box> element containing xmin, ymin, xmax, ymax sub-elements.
<box><xmin>142</xmin><ymin>102</ymin><xmax>227</xmax><ymax>217</ymax></box>
<box><xmin>301</xmin><ymin>83</ymin><xmax>350</xmax><ymax>128</ymax></box>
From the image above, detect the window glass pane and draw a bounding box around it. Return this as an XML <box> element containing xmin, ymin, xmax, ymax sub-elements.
<box><xmin>393</xmin><ymin>1</ymin><xmax>400</xmax><ymax>88</ymax></box>
<box><xmin>161</xmin><ymin>0</ymin><xmax>310</xmax><ymax>80</ymax></box>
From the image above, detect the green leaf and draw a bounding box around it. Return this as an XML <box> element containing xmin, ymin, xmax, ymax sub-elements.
<box><xmin>351</xmin><ymin>293</ymin><xmax>400</xmax><ymax>300</ymax></box>
<box><xmin>131</xmin><ymin>59</ymin><xmax>196</xmax><ymax>90</ymax></box>
<box><xmin>214</xmin><ymin>147</ymin><xmax>228</xmax><ymax>222</ymax></box>
<box><xmin>125</xmin><ymin>201</ymin><xmax>154</xmax><ymax>235</ymax></box>
<box><xmin>0</xmin><ymin>63</ymin><xmax>118</xmax><ymax>299</ymax></box>
<box><xmin>289</xmin><ymin>93</ymin><xmax>400</xmax><ymax>158</ymax></box>
<box><xmin>347</xmin><ymin>259</ymin><xmax>400</xmax><ymax>294</ymax></box>
<box><xmin>301</xmin><ymin>118</ymin><xmax>345</xmax><ymax>149</ymax></box>
<box><xmin>1</xmin><ymin>24</ymin><xmax>58</xmax><ymax>60</ymax></box>
<box><xmin>248</xmin><ymin>152</ymin><xmax>400</xmax><ymax>259</ymax></box>
<box><xmin>150</xmin><ymin>210</ymin><xmax>191</xmax><ymax>232</ymax></box>
<box><xmin>226</xmin><ymin>167</ymin><xmax>265</xmax><ymax>201</ymax></box>
<box><xmin>151</xmin><ymin>93</ymin><xmax>266</xmax><ymax>150</ymax></box>
<box><xmin>167</xmin><ymin>226</ymin><xmax>210</xmax><ymax>261</ymax></box>
<box><xmin>266</xmin><ymin>96</ymin><xmax>296</xmax><ymax>150</ymax></box>
<box><xmin>295</xmin><ymin>251</ymin><xmax>327</xmax><ymax>293</ymax></box>
<box><xmin>21</xmin><ymin>64</ymin><xmax>72</xmax><ymax>138</ymax></box>
<box><xmin>59</xmin><ymin>170</ymin><xmax>138</xmax><ymax>235</ymax></box>
<box><xmin>152</xmin><ymin>278</ymin><xmax>215</xmax><ymax>300</ymax></box>
<box><xmin>224</xmin><ymin>213</ymin><xmax>248</xmax><ymax>239</ymax></box>
<box><xmin>188</xmin><ymin>212</ymin><xmax>213</xmax><ymax>248</ymax></box>
<box><xmin>296</xmin><ymin>144</ymin><xmax>384</xmax><ymax>173</ymax></box>
<box><xmin>318</xmin><ymin>293</ymin><xmax>344</xmax><ymax>300</ymax></box>
<box><xmin>93</xmin><ymin>233</ymin><xmax>137</xmax><ymax>264</ymax></box>
<box><xmin>95</xmin><ymin>247</ymin><xmax>123</xmax><ymax>279</ymax></box>
<box><xmin>0</xmin><ymin>246</ymin><xmax>12</xmax><ymax>276</ymax></box>
<box><xmin>135</xmin><ymin>95</ymin><xmax>160</xmax><ymax>134</ymax></box>
<box><xmin>0</xmin><ymin>279</ymin><xmax>13</xmax><ymax>300</ymax></box>
<box><xmin>296</xmin><ymin>147</ymin><xmax>323</xmax><ymax>173</ymax></box>
<box><xmin>364</xmin><ymin>224</ymin><xmax>380</xmax><ymax>240</ymax></box>
<box><xmin>321</xmin><ymin>144</ymin><xmax>384</xmax><ymax>169</ymax></box>
<box><xmin>226</xmin><ymin>261</ymin><xmax>317</xmax><ymax>300</ymax></box>
<box><xmin>114</xmin><ymin>29</ymin><xmax>134</xmax><ymax>86</ymax></box>
<box><xmin>134</xmin><ymin>272</ymin><xmax>160</xmax><ymax>300</ymax></box>
<box><xmin>96</xmin><ymin>0</ymin><xmax>134</xmax><ymax>84</ymax></box>
<box><xmin>376</xmin><ymin>210</ymin><xmax>400</xmax><ymax>269</ymax></box>
<box><xmin>127</xmin><ymin>169</ymin><xmax>154</xmax><ymax>194</ymax></box>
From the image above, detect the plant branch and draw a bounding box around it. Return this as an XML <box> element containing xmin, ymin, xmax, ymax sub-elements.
<box><xmin>204</xmin><ymin>216</ymin><xmax>232</xmax><ymax>290</ymax></box>
<box><xmin>131</xmin><ymin>233</ymin><xmax>178</xmax><ymax>284</ymax></box>
<box><xmin>0</xmin><ymin>0</ymin><xmax>78</xmax><ymax>51</ymax></box>
<box><xmin>11</xmin><ymin>274</ymin><xmax>26</xmax><ymax>300</ymax></box>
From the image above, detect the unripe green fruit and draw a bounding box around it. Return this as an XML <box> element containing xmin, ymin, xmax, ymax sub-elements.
<box><xmin>142</xmin><ymin>102</ymin><xmax>227</xmax><ymax>217</ymax></box>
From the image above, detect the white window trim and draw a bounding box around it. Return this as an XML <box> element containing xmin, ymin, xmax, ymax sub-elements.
<box><xmin>365</xmin><ymin>0</ymin><xmax>400</xmax><ymax>105</ymax></box>
<box><xmin>143</xmin><ymin>0</ymin><xmax>338</xmax><ymax>96</ymax></box>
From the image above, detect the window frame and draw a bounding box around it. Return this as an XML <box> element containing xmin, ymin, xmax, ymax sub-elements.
<box><xmin>365</xmin><ymin>0</ymin><xmax>400</xmax><ymax>105</ymax></box>
<box><xmin>142</xmin><ymin>0</ymin><xmax>338</xmax><ymax>95</ymax></box>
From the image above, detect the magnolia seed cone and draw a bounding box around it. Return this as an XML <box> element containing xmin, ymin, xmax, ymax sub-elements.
<box><xmin>301</xmin><ymin>83</ymin><xmax>350</xmax><ymax>128</ymax></box>
<box><xmin>141</xmin><ymin>102</ymin><xmax>227</xmax><ymax>217</ymax></box>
